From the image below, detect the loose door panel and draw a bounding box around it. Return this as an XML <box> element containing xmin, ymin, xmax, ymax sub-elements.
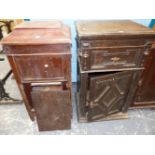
<box><xmin>87</xmin><ymin>71</ymin><xmax>132</xmax><ymax>122</ymax></box>
<box><xmin>14</xmin><ymin>55</ymin><xmax>70</xmax><ymax>81</ymax></box>
<box><xmin>31</xmin><ymin>86</ymin><xmax>71</xmax><ymax>131</ymax></box>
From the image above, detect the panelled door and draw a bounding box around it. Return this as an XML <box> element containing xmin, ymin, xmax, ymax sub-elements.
<box><xmin>87</xmin><ymin>71</ymin><xmax>132</xmax><ymax>122</ymax></box>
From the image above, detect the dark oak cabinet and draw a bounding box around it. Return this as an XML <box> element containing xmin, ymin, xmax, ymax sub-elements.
<box><xmin>131</xmin><ymin>45</ymin><xmax>155</xmax><ymax>108</ymax></box>
<box><xmin>131</xmin><ymin>26</ymin><xmax>155</xmax><ymax>108</ymax></box>
<box><xmin>76</xmin><ymin>20</ymin><xmax>155</xmax><ymax>123</ymax></box>
<box><xmin>1</xmin><ymin>21</ymin><xmax>72</xmax><ymax>131</ymax></box>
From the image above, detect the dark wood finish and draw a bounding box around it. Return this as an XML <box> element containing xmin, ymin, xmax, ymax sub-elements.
<box><xmin>131</xmin><ymin>25</ymin><xmax>155</xmax><ymax>109</ymax></box>
<box><xmin>31</xmin><ymin>85</ymin><xmax>71</xmax><ymax>131</ymax></box>
<box><xmin>131</xmin><ymin>46</ymin><xmax>155</xmax><ymax>108</ymax></box>
<box><xmin>79</xmin><ymin>47</ymin><xmax>146</xmax><ymax>71</ymax></box>
<box><xmin>7</xmin><ymin>56</ymin><xmax>35</xmax><ymax>120</ymax></box>
<box><xmin>76</xmin><ymin>20</ymin><xmax>155</xmax><ymax>123</ymax></box>
<box><xmin>1</xmin><ymin>21</ymin><xmax>72</xmax><ymax>131</ymax></box>
<box><xmin>76</xmin><ymin>20</ymin><xmax>155</xmax><ymax>40</ymax></box>
<box><xmin>1</xmin><ymin>26</ymin><xmax>71</xmax><ymax>45</ymax></box>
<box><xmin>76</xmin><ymin>93</ymin><xmax>128</xmax><ymax>122</ymax></box>
<box><xmin>13</xmin><ymin>54</ymin><xmax>71</xmax><ymax>82</ymax></box>
<box><xmin>88</xmin><ymin>71</ymin><xmax>132</xmax><ymax>121</ymax></box>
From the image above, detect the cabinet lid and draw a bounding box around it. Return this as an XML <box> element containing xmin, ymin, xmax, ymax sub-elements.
<box><xmin>76</xmin><ymin>20</ymin><xmax>155</xmax><ymax>39</ymax></box>
<box><xmin>1</xmin><ymin>21</ymin><xmax>71</xmax><ymax>45</ymax></box>
<box><xmin>14</xmin><ymin>21</ymin><xmax>63</xmax><ymax>29</ymax></box>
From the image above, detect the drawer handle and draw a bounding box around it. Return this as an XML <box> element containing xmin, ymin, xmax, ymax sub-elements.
<box><xmin>31</xmin><ymin>82</ymin><xmax>63</xmax><ymax>86</ymax></box>
<box><xmin>31</xmin><ymin>81</ymin><xmax>68</xmax><ymax>90</ymax></box>
<box><xmin>110</xmin><ymin>57</ymin><xmax>120</xmax><ymax>62</ymax></box>
<box><xmin>82</xmin><ymin>42</ymin><xmax>90</xmax><ymax>47</ymax></box>
<box><xmin>144</xmin><ymin>51</ymin><xmax>149</xmax><ymax>56</ymax></box>
<box><xmin>79</xmin><ymin>52</ymin><xmax>89</xmax><ymax>58</ymax></box>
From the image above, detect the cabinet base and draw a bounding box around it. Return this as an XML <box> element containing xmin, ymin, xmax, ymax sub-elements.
<box><xmin>76</xmin><ymin>93</ymin><xmax>128</xmax><ymax>123</ymax></box>
<box><xmin>130</xmin><ymin>103</ymin><xmax>155</xmax><ymax>109</ymax></box>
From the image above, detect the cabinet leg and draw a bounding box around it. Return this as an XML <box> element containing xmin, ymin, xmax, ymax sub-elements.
<box><xmin>78</xmin><ymin>72</ymin><xmax>88</xmax><ymax>118</ymax></box>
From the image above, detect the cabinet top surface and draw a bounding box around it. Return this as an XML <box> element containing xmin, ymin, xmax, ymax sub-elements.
<box><xmin>1</xmin><ymin>21</ymin><xmax>71</xmax><ymax>45</ymax></box>
<box><xmin>76</xmin><ymin>20</ymin><xmax>155</xmax><ymax>38</ymax></box>
<box><xmin>14</xmin><ymin>21</ymin><xmax>63</xmax><ymax>29</ymax></box>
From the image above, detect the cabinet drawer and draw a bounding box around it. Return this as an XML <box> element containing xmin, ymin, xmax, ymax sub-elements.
<box><xmin>80</xmin><ymin>39</ymin><xmax>148</xmax><ymax>48</ymax></box>
<box><xmin>79</xmin><ymin>47</ymin><xmax>146</xmax><ymax>71</ymax></box>
<box><xmin>31</xmin><ymin>84</ymin><xmax>71</xmax><ymax>131</ymax></box>
<box><xmin>13</xmin><ymin>54</ymin><xmax>71</xmax><ymax>81</ymax></box>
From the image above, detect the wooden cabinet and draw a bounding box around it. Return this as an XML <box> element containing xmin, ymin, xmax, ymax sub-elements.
<box><xmin>131</xmin><ymin>45</ymin><xmax>155</xmax><ymax>108</ymax></box>
<box><xmin>76</xmin><ymin>20</ymin><xmax>155</xmax><ymax>123</ymax></box>
<box><xmin>1</xmin><ymin>21</ymin><xmax>72</xmax><ymax>131</ymax></box>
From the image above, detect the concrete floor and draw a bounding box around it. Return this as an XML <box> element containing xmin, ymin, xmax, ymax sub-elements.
<box><xmin>1</xmin><ymin>54</ymin><xmax>155</xmax><ymax>135</ymax></box>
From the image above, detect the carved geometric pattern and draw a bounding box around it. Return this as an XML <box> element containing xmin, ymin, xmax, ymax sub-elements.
<box><xmin>88</xmin><ymin>71</ymin><xmax>132</xmax><ymax>122</ymax></box>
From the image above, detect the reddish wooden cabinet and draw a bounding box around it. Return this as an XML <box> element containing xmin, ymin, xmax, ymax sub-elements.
<box><xmin>1</xmin><ymin>21</ymin><xmax>72</xmax><ymax>131</ymax></box>
<box><xmin>76</xmin><ymin>20</ymin><xmax>155</xmax><ymax>123</ymax></box>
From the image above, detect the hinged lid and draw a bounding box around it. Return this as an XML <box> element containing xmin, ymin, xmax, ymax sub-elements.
<box><xmin>76</xmin><ymin>20</ymin><xmax>155</xmax><ymax>40</ymax></box>
<box><xmin>1</xmin><ymin>21</ymin><xmax>71</xmax><ymax>45</ymax></box>
<box><xmin>14</xmin><ymin>21</ymin><xmax>62</xmax><ymax>29</ymax></box>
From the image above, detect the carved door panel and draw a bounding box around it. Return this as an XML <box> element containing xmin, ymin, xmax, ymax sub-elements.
<box><xmin>87</xmin><ymin>71</ymin><xmax>132</xmax><ymax>122</ymax></box>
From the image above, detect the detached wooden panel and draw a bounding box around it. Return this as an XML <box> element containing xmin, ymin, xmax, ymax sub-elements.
<box><xmin>31</xmin><ymin>86</ymin><xmax>71</xmax><ymax>131</ymax></box>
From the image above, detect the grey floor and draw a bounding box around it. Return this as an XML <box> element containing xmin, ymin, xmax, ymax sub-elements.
<box><xmin>1</xmin><ymin>54</ymin><xmax>155</xmax><ymax>135</ymax></box>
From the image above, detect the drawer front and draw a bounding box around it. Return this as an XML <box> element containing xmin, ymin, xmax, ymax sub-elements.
<box><xmin>4</xmin><ymin>45</ymin><xmax>71</xmax><ymax>55</ymax></box>
<box><xmin>80</xmin><ymin>39</ymin><xmax>149</xmax><ymax>48</ymax></box>
<box><xmin>31</xmin><ymin>85</ymin><xmax>71</xmax><ymax>131</ymax></box>
<box><xmin>13</xmin><ymin>55</ymin><xmax>71</xmax><ymax>81</ymax></box>
<box><xmin>79</xmin><ymin>48</ymin><xmax>146</xmax><ymax>71</ymax></box>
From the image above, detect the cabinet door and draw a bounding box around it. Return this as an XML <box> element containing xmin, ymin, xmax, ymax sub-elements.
<box><xmin>14</xmin><ymin>54</ymin><xmax>70</xmax><ymax>82</ymax></box>
<box><xmin>87</xmin><ymin>71</ymin><xmax>132</xmax><ymax>122</ymax></box>
<box><xmin>31</xmin><ymin>85</ymin><xmax>71</xmax><ymax>131</ymax></box>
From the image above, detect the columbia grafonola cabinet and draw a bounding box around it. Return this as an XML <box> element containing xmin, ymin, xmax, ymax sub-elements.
<box><xmin>76</xmin><ymin>20</ymin><xmax>155</xmax><ymax>122</ymax></box>
<box><xmin>1</xmin><ymin>21</ymin><xmax>72</xmax><ymax>131</ymax></box>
